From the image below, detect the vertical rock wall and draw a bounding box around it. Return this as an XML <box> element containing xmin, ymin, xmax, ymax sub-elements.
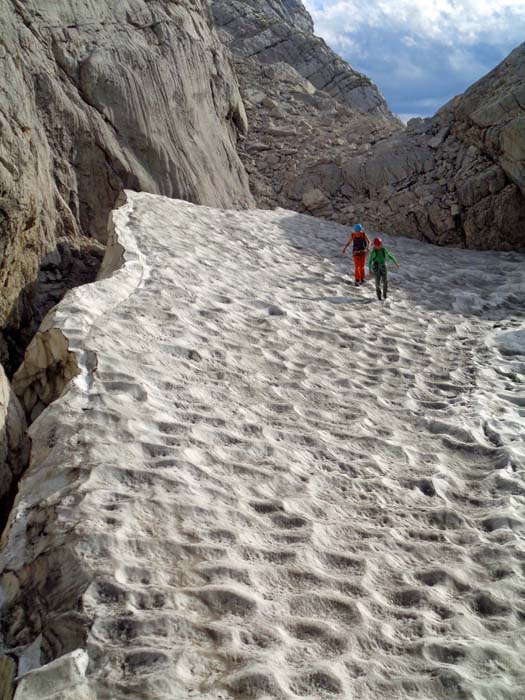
<box><xmin>0</xmin><ymin>364</ymin><xmax>30</xmax><ymax>527</ymax></box>
<box><xmin>0</xmin><ymin>0</ymin><xmax>253</xmax><ymax>369</ymax></box>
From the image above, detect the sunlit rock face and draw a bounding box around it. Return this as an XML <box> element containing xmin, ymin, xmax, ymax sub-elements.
<box><xmin>211</xmin><ymin>0</ymin><xmax>394</xmax><ymax>116</ymax></box>
<box><xmin>0</xmin><ymin>0</ymin><xmax>252</xmax><ymax>367</ymax></box>
<box><xmin>0</xmin><ymin>364</ymin><xmax>30</xmax><ymax>514</ymax></box>
<box><xmin>334</xmin><ymin>42</ymin><xmax>525</xmax><ymax>250</ymax></box>
<box><xmin>217</xmin><ymin>5</ymin><xmax>524</xmax><ymax>252</ymax></box>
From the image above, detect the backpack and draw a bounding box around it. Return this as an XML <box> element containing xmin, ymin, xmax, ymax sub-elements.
<box><xmin>353</xmin><ymin>233</ymin><xmax>367</xmax><ymax>253</ymax></box>
<box><xmin>371</xmin><ymin>248</ymin><xmax>387</xmax><ymax>270</ymax></box>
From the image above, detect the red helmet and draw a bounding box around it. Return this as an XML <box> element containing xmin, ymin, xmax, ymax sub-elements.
<box><xmin>373</xmin><ymin>237</ymin><xmax>382</xmax><ymax>248</ymax></box>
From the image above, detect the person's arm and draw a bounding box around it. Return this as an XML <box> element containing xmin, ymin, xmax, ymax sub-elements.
<box><xmin>385</xmin><ymin>248</ymin><xmax>399</xmax><ymax>267</ymax></box>
<box><xmin>368</xmin><ymin>249</ymin><xmax>376</xmax><ymax>271</ymax></box>
<box><xmin>342</xmin><ymin>234</ymin><xmax>353</xmax><ymax>254</ymax></box>
<box><xmin>364</xmin><ymin>232</ymin><xmax>371</xmax><ymax>252</ymax></box>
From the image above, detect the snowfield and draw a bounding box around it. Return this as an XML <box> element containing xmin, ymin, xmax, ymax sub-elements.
<box><xmin>3</xmin><ymin>191</ymin><xmax>525</xmax><ymax>700</ymax></box>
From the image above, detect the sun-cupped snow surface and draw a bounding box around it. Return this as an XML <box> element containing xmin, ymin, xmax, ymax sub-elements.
<box><xmin>12</xmin><ymin>192</ymin><xmax>525</xmax><ymax>699</ymax></box>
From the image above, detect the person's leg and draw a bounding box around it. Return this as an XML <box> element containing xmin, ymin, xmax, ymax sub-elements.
<box><xmin>375</xmin><ymin>270</ymin><xmax>382</xmax><ymax>299</ymax></box>
<box><xmin>383</xmin><ymin>268</ymin><xmax>388</xmax><ymax>299</ymax></box>
<box><xmin>355</xmin><ymin>255</ymin><xmax>363</xmax><ymax>283</ymax></box>
<box><xmin>353</xmin><ymin>254</ymin><xmax>359</xmax><ymax>284</ymax></box>
<box><xmin>357</xmin><ymin>254</ymin><xmax>365</xmax><ymax>282</ymax></box>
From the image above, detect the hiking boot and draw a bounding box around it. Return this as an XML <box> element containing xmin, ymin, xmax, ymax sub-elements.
<box><xmin>377</xmin><ymin>292</ymin><xmax>382</xmax><ymax>300</ymax></box>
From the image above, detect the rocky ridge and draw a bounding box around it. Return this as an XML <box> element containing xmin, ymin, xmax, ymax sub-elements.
<box><xmin>338</xmin><ymin>42</ymin><xmax>525</xmax><ymax>249</ymax></box>
<box><xmin>0</xmin><ymin>0</ymin><xmax>252</xmax><ymax>371</ymax></box>
<box><xmin>214</xmin><ymin>0</ymin><xmax>524</xmax><ymax>251</ymax></box>
<box><xmin>211</xmin><ymin>0</ymin><xmax>394</xmax><ymax>116</ymax></box>
<box><xmin>210</xmin><ymin>0</ymin><xmax>402</xmax><ymax>221</ymax></box>
<box><xmin>233</xmin><ymin>58</ymin><xmax>400</xmax><ymax>217</ymax></box>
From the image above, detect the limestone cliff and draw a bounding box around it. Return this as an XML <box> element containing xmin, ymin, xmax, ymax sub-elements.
<box><xmin>232</xmin><ymin>26</ymin><xmax>524</xmax><ymax>251</ymax></box>
<box><xmin>0</xmin><ymin>0</ymin><xmax>252</xmax><ymax>370</ymax></box>
<box><xmin>339</xmin><ymin>42</ymin><xmax>525</xmax><ymax>250</ymax></box>
<box><xmin>211</xmin><ymin>0</ymin><xmax>395</xmax><ymax>117</ymax></box>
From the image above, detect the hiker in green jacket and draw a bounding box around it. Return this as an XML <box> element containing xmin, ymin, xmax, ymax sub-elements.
<box><xmin>368</xmin><ymin>237</ymin><xmax>399</xmax><ymax>300</ymax></box>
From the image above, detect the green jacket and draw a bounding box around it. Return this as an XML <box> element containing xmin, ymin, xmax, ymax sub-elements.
<box><xmin>368</xmin><ymin>246</ymin><xmax>398</xmax><ymax>271</ymax></box>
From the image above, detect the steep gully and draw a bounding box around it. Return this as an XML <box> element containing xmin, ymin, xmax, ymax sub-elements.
<box><xmin>1</xmin><ymin>6</ymin><xmax>524</xmax><ymax>696</ymax></box>
<box><xmin>0</xmin><ymin>191</ymin><xmax>523</xmax><ymax>699</ymax></box>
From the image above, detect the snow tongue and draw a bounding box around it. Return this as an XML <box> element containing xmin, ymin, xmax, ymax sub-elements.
<box><xmin>1</xmin><ymin>192</ymin><xmax>524</xmax><ymax>699</ymax></box>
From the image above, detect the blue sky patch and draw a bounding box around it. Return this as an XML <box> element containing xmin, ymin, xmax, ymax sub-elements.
<box><xmin>303</xmin><ymin>0</ymin><xmax>525</xmax><ymax>120</ymax></box>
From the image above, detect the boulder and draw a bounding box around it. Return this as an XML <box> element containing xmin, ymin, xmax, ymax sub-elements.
<box><xmin>302</xmin><ymin>188</ymin><xmax>334</xmax><ymax>216</ymax></box>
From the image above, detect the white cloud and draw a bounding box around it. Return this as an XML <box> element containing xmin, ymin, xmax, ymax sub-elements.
<box><xmin>304</xmin><ymin>0</ymin><xmax>525</xmax><ymax>48</ymax></box>
<box><xmin>397</xmin><ymin>113</ymin><xmax>423</xmax><ymax>124</ymax></box>
<box><xmin>302</xmin><ymin>0</ymin><xmax>525</xmax><ymax>117</ymax></box>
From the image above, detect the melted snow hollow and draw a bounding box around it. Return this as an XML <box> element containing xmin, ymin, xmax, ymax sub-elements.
<box><xmin>5</xmin><ymin>191</ymin><xmax>525</xmax><ymax>700</ymax></box>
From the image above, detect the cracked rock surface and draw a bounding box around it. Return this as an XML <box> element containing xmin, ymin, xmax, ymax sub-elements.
<box><xmin>212</xmin><ymin>0</ymin><xmax>394</xmax><ymax>116</ymax></box>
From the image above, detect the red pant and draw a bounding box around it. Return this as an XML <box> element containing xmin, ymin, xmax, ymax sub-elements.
<box><xmin>353</xmin><ymin>252</ymin><xmax>366</xmax><ymax>282</ymax></box>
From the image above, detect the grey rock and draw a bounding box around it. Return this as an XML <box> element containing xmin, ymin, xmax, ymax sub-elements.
<box><xmin>428</xmin><ymin>126</ymin><xmax>450</xmax><ymax>149</ymax></box>
<box><xmin>264</xmin><ymin>126</ymin><xmax>297</xmax><ymax>138</ymax></box>
<box><xmin>302</xmin><ymin>188</ymin><xmax>334</xmax><ymax>216</ymax></box>
<box><xmin>12</xmin><ymin>329</ymin><xmax>80</xmax><ymax>423</ymax></box>
<box><xmin>230</xmin><ymin>0</ymin><xmax>523</xmax><ymax>251</ymax></box>
<box><xmin>0</xmin><ymin>0</ymin><xmax>253</xmax><ymax>364</ymax></box>
<box><xmin>14</xmin><ymin>650</ymin><xmax>92</xmax><ymax>700</ymax></box>
<box><xmin>211</xmin><ymin>0</ymin><xmax>396</xmax><ymax>117</ymax></box>
<box><xmin>244</xmin><ymin>37</ymin><xmax>524</xmax><ymax>250</ymax></box>
<box><xmin>0</xmin><ymin>364</ymin><xmax>30</xmax><ymax>511</ymax></box>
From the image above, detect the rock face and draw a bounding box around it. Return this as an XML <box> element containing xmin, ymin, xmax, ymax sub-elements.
<box><xmin>211</xmin><ymin>0</ymin><xmax>394</xmax><ymax>117</ymax></box>
<box><xmin>337</xmin><ymin>42</ymin><xmax>525</xmax><ymax>249</ymax></box>
<box><xmin>0</xmin><ymin>364</ymin><xmax>30</xmax><ymax>518</ymax></box>
<box><xmin>0</xmin><ymin>0</ymin><xmax>252</xmax><ymax>369</ymax></box>
<box><xmin>235</xmin><ymin>55</ymin><xmax>399</xmax><ymax>213</ymax></box>
<box><xmin>232</xmin><ymin>24</ymin><xmax>524</xmax><ymax>250</ymax></box>
<box><xmin>209</xmin><ymin>0</ymin><xmax>400</xmax><ymax>217</ymax></box>
<box><xmin>12</xmin><ymin>329</ymin><xmax>80</xmax><ymax>424</ymax></box>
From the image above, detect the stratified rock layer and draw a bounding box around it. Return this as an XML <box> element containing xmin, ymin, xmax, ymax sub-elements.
<box><xmin>0</xmin><ymin>0</ymin><xmax>252</xmax><ymax>366</ymax></box>
<box><xmin>211</xmin><ymin>0</ymin><xmax>394</xmax><ymax>117</ymax></box>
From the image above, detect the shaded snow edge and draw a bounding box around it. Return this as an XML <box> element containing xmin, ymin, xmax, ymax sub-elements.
<box><xmin>0</xmin><ymin>191</ymin><xmax>148</xmax><ymax>696</ymax></box>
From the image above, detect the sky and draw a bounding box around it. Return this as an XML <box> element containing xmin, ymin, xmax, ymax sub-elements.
<box><xmin>302</xmin><ymin>0</ymin><xmax>525</xmax><ymax>121</ymax></box>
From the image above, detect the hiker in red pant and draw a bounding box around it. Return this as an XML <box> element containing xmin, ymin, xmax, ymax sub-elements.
<box><xmin>342</xmin><ymin>224</ymin><xmax>370</xmax><ymax>286</ymax></box>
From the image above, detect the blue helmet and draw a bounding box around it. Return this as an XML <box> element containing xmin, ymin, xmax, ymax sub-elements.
<box><xmin>354</xmin><ymin>223</ymin><xmax>362</xmax><ymax>232</ymax></box>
